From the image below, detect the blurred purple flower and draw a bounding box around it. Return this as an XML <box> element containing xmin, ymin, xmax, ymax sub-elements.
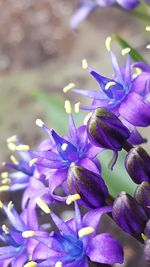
<box><xmin>33</xmin><ymin>200</ymin><xmax>123</xmax><ymax>266</ymax></box>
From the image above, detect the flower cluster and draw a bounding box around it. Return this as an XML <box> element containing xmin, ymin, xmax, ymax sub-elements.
<box><xmin>0</xmin><ymin>36</ymin><xmax>150</xmax><ymax>266</ymax></box>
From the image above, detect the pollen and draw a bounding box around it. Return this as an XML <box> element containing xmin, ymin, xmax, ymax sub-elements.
<box><xmin>0</xmin><ymin>185</ymin><xmax>10</xmax><ymax>191</ymax></box>
<box><xmin>83</xmin><ymin>112</ymin><xmax>92</xmax><ymax>125</ymax></box>
<box><xmin>74</xmin><ymin>102</ymin><xmax>80</xmax><ymax>113</ymax></box>
<box><xmin>146</xmin><ymin>26</ymin><xmax>150</xmax><ymax>32</ymax></box>
<box><xmin>29</xmin><ymin>158</ymin><xmax>38</xmax><ymax>167</ymax></box>
<box><xmin>82</xmin><ymin>58</ymin><xmax>88</xmax><ymax>69</ymax></box>
<box><xmin>61</xmin><ymin>143</ymin><xmax>68</xmax><ymax>151</ymax></box>
<box><xmin>0</xmin><ymin>200</ymin><xmax>3</xmax><ymax>208</ymax></box>
<box><xmin>66</xmin><ymin>194</ymin><xmax>81</xmax><ymax>205</ymax></box>
<box><xmin>105</xmin><ymin>36</ymin><xmax>112</xmax><ymax>51</ymax></box>
<box><xmin>1</xmin><ymin>178</ymin><xmax>10</xmax><ymax>184</ymax></box>
<box><xmin>64</xmin><ymin>100</ymin><xmax>72</xmax><ymax>114</ymax></box>
<box><xmin>146</xmin><ymin>44</ymin><xmax>150</xmax><ymax>49</ymax></box>
<box><xmin>2</xmin><ymin>224</ymin><xmax>9</xmax><ymax>234</ymax></box>
<box><xmin>6</xmin><ymin>135</ymin><xmax>17</xmax><ymax>143</ymax></box>
<box><xmin>35</xmin><ymin>118</ymin><xmax>44</xmax><ymax>128</ymax></box>
<box><xmin>7</xmin><ymin>142</ymin><xmax>16</xmax><ymax>151</ymax></box>
<box><xmin>22</xmin><ymin>231</ymin><xmax>35</xmax><ymax>238</ymax></box>
<box><xmin>141</xmin><ymin>233</ymin><xmax>147</xmax><ymax>241</ymax></box>
<box><xmin>8</xmin><ymin>201</ymin><xmax>14</xmax><ymax>211</ymax></box>
<box><xmin>105</xmin><ymin>81</ymin><xmax>116</xmax><ymax>90</ymax></box>
<box><xmin>121</xmin><ymin>47</ymin><xmax>131</xmax><ymax>56</ymax></box>
<box><xmin>55</xmin><ymin>262</ymin><xmax>63</xmax><ymax>267</ymax></box>
<box><xmin>78</xmin><ymin>227</ymin><xmax>94</xmax><ymax>238</ymax></box>
<box><xmin>36</xmin><ymin>197</ymin><xmax>51</xmax><ymax>214</ymax></box>
<box><xmin>10</xmin><ymin>155</ymin><xmax>19</xmax><ymax>165</ymax></box>
<box><xmin>1</xmin><ymin>172</ymin><xmax>8</xmax><ymax>179</ymax></box>
<box><xmin>63</xmin><ymin>83</ymin><xmax>75</xmax><ymax>93</ymax></box>
<box><xmin>24</xmin><ymin>261</ymin><xmax>37</xmax><ymax>267</ymax></box>
<box><xmin>135</xmin><ymin>67</ymin><xmax>142</xmax><ymax>75</ymax></box>
<box><xmin>16</xmin><ymin>145</ymin><xmax>30</xmax><ymax>151</ymax></box>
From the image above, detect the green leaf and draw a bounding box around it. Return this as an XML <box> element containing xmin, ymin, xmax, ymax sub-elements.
<box><xmin>114</xmin><ymin>34</ymin><xmax>147</xmax><ymax>63</ymax></box>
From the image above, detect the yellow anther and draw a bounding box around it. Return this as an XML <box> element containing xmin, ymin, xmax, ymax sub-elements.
<box><xmin>55</xmin><ymin>262</ymin><xmax>62</xmax><ymax>267</ymax></box>
<box><xmin>61</xmin><ymin>143</ymin><xmax>68</xmax><ymax>151</ymax></box>
<box><xmin>1</xmin><ymin>172</ymin><xmax>8</xmax><ymax>179</ymax></box>
<box><xmin>135</xmin><ymin>67</ymin><xmax>142</xmax><ymax>75</ymax></box>
<box><xmin>105</xmin><ymin>36</ymin><xmax>112</xmax><ymax>51</ymax></box>
<box><xmin>121</xmin><ymin>48</ymin><xmax>131</xmax><ymax>56</ymax></box>
<box><xmin>22</xmin><ymin>231</ymin><xmax>35</xmax><ymax>238</ymax></box>
<box><xmin>82</xmin><ymin>59</ymin><xmax>88</xmax><ymax>70</ymax></box>
<box><xmin>146</xmin><ymin>44</ymin><xmax>150</xmax><ymax>49</ymax></box>
<box><xmin>141</xmin><ymin>233</ymin><xmax>148</xmax><ymax>241</ymax></box>
<box><xmin>24</xmin><ymin>261</ymin><xmax>37</xmax><ymax>267</ymax></box>
<box><xmin>66</xmin><ymin>194</ymin><xmax>80</xmax><ymax>205</ymax></box>
<box><xmin>36</xmin><ymin>198</ymin><xmax>51</xmax><ymax>214</ymax></box>
<box><xmin>0</xmin><ymin>200</ymin><xmax>3</xmax><ymax>208</ymax></box>
<box><xmin>2</xmin><ymin>224</ymin><xmax>9</xmax><ymax>234</ymax></box>
<box><xmin>6</xmin><ymin>135</ymin><xmax>17</xmax><ymax>143</ymax></box>
<box><xmin>83</xmin><ymin>112</ymin><xmax>92</xmax><ymax>125</ymax></box>
<box><xmin>8</xmin><ymin>201</ymin><xmax>13</xmax><ymax>211</ymax></box>
<box><xmin>7</xmin><ymin>142</ymin><xmax>16</xmax><ymax>151</ymax></box>
<box><xmin>78</xmin><ymin>227</ymin><xmax>94</xmax><ymax>238</ymax></box>
<box><xmin>16</xmin><ymin>145</ymin><xmax>30</xmax><ymax>151</ymax></box>
<box><xmin>35</xmin><ymin>119</ymin><xmax>44</xmax><ymax>128</ymax></box>
<box><xmin>1</xmin><ymin>178</ymin><xmax>10</xmax><ymax>184</ymax></box>
<box><xmin>105</xmin><ymin>81</ymin><xmax>116</xmax><ymax>90</ymax></box>
<box><xmin>146</xmin><ymin>26</ymin><xmax>150</xmax><ymax>32</ymax></box>
<box><xmin>74</xmin><ymin>102</ymin><xmax>80</xmax><ymax>113</ymax></box>
<box><xmin>0</xmin><ymin>185</ymin><xmax>10</xmax><ymax>191</ymax></box>
<box><xmin>63</xmin><ymin>83</ymin><xmax>75</xmax><ymax>93</ymax></box>
<box><xmin>10</xmin><ymin>155</ymin><xmax>19</xmax><ymax>165</ymax></box>
<box><xmin>64</xmin><ymin>100</ymin><xmax>72</xmax><ymax>114</ymax></box>
<box><xmin>29</xmin><ymin>158</ymin><xmax>37</xmax><ymax>167</ymax></box>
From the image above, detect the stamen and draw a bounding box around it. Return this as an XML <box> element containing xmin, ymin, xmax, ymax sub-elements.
<box><xmin>121</xmin><ymin>48</ymin><xmax>131</xmax><ymax>56</ymax></box>
<box><xmin>63</xmin><ymin>83</ymin><xmax>75</xmax><ymax>93</ymax></box>
<box><xmin>105</xmin><ymin>36</ymin><xmax>112</xmax><ymax>51</ymax></box>
<box><xmin>64</xmin><ymin>100</ymin><xmax>72</xmax><ymax>114</ymax></box>
<box><xmin>78</xmin><ymin>227</ymin><xmax>94</xmax><ymax>238</ymax></box>
<box><xmin>146</xmin><ymin>26</ymin><xmax>150</xmax><ymax>32</ymax></box>
<box><xmin>0</xmin><ymin>200</ymin><xmax>3</xmax><ymax>208</ymax></box>
<box><xmin>141</xmin><ymin>233</ymin><xmax>147</xmax><ymax>241</ymax></box>
<box><xmin>2</xmin><ymin>224</ymin><xmax>9</xmax><ymax>234</ymax></box>
<box><xmin>6</xmin><ymin>135</ymin><xmax>17</xmax><ymax>143</ymax></box>
<box><xmin>82</xmin><ymin>59</ymin><xmax>88</xmax><ymax>69</ymax></box>
<box><xmin>1</xmin><ymin>172</ymin><xmax>8</xmax><ymax>179</ymax></box>
<box><xmin>105</xmin><ymin>81</ymin><xmax>116</xmax><ymax>90</ymax></box>
<box><xmin>8</xmin><ymin>201</ymin><xmax>14</xmax><ymax>211</ymax></box>
<box><xmin>29</xmin><ymin>158</ymin><xmax>38</xmax><ymax>167</ymax></box>
<box><xmin>83</xmin><ymin>112</ymin><xmax>92</xmax><ymax>125</ymax></box>
<box><xmin>146</xmin><ymin>44</ymin><xmax>150</xmax><ymax>49</ymax></box>
<box><xmin>16</xmin><ymin>145</ymin><xmax>30</xmax><ymax>151</ymax></box>
<box><xmin>135</xmin><ymin>67</ymin><xmax>142</xmax><ymax>75</ymax></box>
<box><xmin>35</xmin><ymin>119</ymin><xmax>44</xmax><ymax>128</ymax></box>
<box><xmin>1</xmin><ymin>178</ymin><xmax>10</xmax><ymax>184</ymax></box>
<box><xmin>74</xmin><ymin>102</ymin><xmax>80</xmax><ymax>113</ymax></box>
<box><xmin>24</xmin><ymin>261</ymin><xmax>37</xmax><ymax>267</ymax></box>
<box><xmin>7</xmin><ymin>142</ymin><xmax>16</xmax><ymax>151</ymax></box>
<box><xmin>10</xmin><ymin>155</ymin><xmax>19</xmax><ymax>165</ymax></box>
<box><xmin>61</xmin><ymin>143</ymin><xmax>68</xmax><ymax>151</ymax></box>
<box><xmin>55</xmin><ymin>262</ymin><xmax>62</xmax><ymax>267</ymax></box>
<box><xmin>0</xmin><ymin>185</ymin><xmax>10</xmax><ymax>191</ymax></box>
<box><xmin>66</xmin><ymin>194</ymin><xmax>80</xmax><ymax>205</ymax></box>
<box><xmin>22</xmin><ymin>231</ymin><xmax>35</xmax><ymax>238</ymax></box>
<box><xmin>36</xmin><ymin>197</ymin><xmax>51</xmax><ymax>214</ymax></box>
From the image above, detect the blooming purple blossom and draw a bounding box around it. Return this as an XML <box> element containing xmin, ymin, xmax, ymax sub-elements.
<box><xmin>32</xmin><ymin>200</ymin><xmax>124</xmax><ymax>266</ymax></box>
<box><xmin>71</xmin><ymin>0</ymin><xmax>150</xmax><ymax>28</ymax></box>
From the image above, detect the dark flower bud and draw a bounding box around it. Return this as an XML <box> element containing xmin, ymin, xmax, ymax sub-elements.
<box><xmin>125</xmin><ymin>147</ymin><xmax>150</xmax><ymax>184</ymax></box>
<box><xmin>87</xmin><ymin>108</ymin><xmax>130</xmax><ymax>151</ymax></box>
<box><xmin>112</xmin><ymin>192</ymin><xmax>148</xmax><ymax>238</ymax></box>
<box><xmin>67</xmin><ymin>163</ymin><xmax>109</xmax><ymax>208</ymax></box>
<box><xmin>134</xmin><ymin>182</ymin><xmax>150</xmax><ymax>217</ymax></box>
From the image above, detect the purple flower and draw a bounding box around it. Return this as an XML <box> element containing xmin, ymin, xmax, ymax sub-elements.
<box><xmin>33</xmin><ymin>115</ymin><xmax>102</xmax><ymax>202</ymax></box>
<box><xmin>0</xmin><ymin>202</ymin><xmax>47</xmax><ymax>267</ymax></box>
<box><xmin>33</xmin><ymin>199</ymin><xmax>124</xmax><ymax>266</ymax></box>
<box><xmin>71</xmin><ymin>0</ymin><xmax>149</xmax><ymax>28</ymax></box>
<box><xmin>72</xmin><ymin>48</ymin><xmax>150</xmax><ymax>128</ymax></box>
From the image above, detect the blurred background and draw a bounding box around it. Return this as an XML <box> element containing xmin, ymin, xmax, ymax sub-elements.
<box><xmin>0</xmin><ymin>0</ymin><xmax>150</xmax><ymax>266</ymax></box>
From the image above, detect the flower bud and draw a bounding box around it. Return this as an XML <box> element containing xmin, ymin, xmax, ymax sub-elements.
<box><xmin>134</xmin><ymin>182</ymin><xmax>150</xmax><ymax>216</ymax></box>
<box><xmin>112</xmin><ymin>192</ymin><xmax>148</xmax><ymax>238</ymax></box>
<box><xmin>125</xmin><ymin>147</ymin><xmax>150</xmax><ymax>184</ymax></box>
<box><xmin>67</xmin><ymin>163</ymin><xmax>109</xmax><ymax>208</ymax></box>
<box><xmin>87</xmin><ymin>108</ymin><xmax>130</xmax><ymax>151</ymax></box>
